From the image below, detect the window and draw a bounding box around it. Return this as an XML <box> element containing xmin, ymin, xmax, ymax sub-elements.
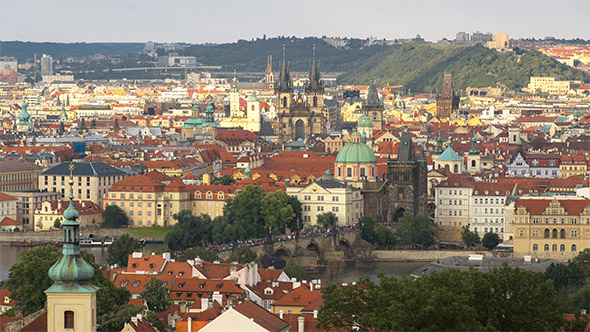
<box><xmin>572</xmin><ymin>244</ymin><xmax>577</xmax><ymax>252</ymax></box>
<box><xmin>64</xmin><ymin>310</ymin><xmax>74</xmax><ymax>329</ymax></box>
<box><xmin>304</xmin><ymin>195</ymin><xmax>311</xmax><ymax>201</ymax></box>
<box><xmin>138</xmin><ymin>202</ymin><xmax>142</xmax><ymax>207</ymax></box>
<box><xmin>519</xmin><ymin>230</ymin><xmax>524</xmax><ymax>236</ymax></box>
<box><xmin>544</xmin><ymin>244</ymin><xmax>549</xmax><ymax>252</ymax></box>
<box><xmin>332</xmin><ymin>196</ymin><xmax>339</xmax><ymax>202</ymax></box>
<box><xmin>317</xmin><ymin>206</ymin><xmax>324</xmax><ymax>211</ymax></box>
<box><xmin>571</xmin><ymin>230</ymin><xmax>578</xmax><ymax>237</ymax></box>
<box><xmin>332</xmin><ymin>206</ymin><xmax>339</xmax><ymax>212</ymax></box>
<box><xmin>552</xmin><ymin>244</ymin><xmax>558</xmax><ymax>252</ymax></box>
<box><xmin>304</xmin><ymin>206</ymin><xmax>311</xmax><ymax>211</ymax></box>
<box><xmin>560</xmin><ymin>244</ymin><xmax>566</xmax><ymax>252</ymax></box>
<box><xmin>532</xmin><ymin>230</ymin><xmax>539</xmax><ymax>237</ymax></box>
<box><xmin>317</xmin><ymin>196</ymin><xmax>324</xmax><ymax>201</ymax></box>
<box><xmin>533</xmin><ymin>244</ymin><xmax>538</xmax><ymax>252</ymax></box>
<box><xmin>120</xmin><ymin>202</ymin><xmax>125</xmax><ymax>207</ymax></box>
<box><xmin>129</xmin><ymin>202</ymin><xmax>134</xmax><ymax>207</ymax></box>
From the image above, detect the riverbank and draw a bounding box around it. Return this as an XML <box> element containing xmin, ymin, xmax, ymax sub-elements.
<box><xmin>0</xmin><ymin>227</ymin><xmax>167</xmax><ymax>243</ymax></box>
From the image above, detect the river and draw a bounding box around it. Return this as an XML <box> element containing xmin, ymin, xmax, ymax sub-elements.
<box><xmin>0</xmin><ymin>245</ymin><xmax>428</xmax><ymax>284</ymax></box>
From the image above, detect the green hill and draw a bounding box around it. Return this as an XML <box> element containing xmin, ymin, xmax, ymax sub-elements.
<box><xmin>338</xmin><ymin>43</ymin><xmax>590</xmax><ymax>93</ymax></box>
<box><xmin>182</xmin><ymin>37</ymin><xmax>385</xmax><ymax>73</ymax></box>
<box><xmin>0</xmin><ymin>41</ymin><xmax>144</xmax><ymax>61</ymax></box>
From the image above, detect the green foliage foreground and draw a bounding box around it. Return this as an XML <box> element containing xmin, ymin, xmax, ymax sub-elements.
<box><xmin>318</xmin><ymin>266</ymin><xmax>565</xmax><ymax>331</ymax></box>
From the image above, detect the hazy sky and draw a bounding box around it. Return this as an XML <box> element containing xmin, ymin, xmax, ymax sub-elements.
<box><xmin>1</xmin><ymin>0</ymin><xmax>588</xmax><ymax>43</ymax></box>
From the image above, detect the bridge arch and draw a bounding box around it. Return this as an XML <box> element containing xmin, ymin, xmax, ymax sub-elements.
<box><xmin>338</xmin><ymin>239</ymin><xmax>351</xmax><ymax>249</ymax></box>
<box><xmin>274</xmin><ymin>247</ymin><xmax>292</xmax><ymax>261</ymax></box>
<box><xmin>393</xmin><ymin>207</ymin><xmax>405</xmax><ymax>223</ymax></box>
<box><xmin>306</xmin><ymin>242</ymin><xmax>321</xmax><ymax>257</ymax></box>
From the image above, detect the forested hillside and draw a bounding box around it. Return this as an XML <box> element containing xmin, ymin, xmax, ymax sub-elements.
<box><xmin>0</xmin><ymin>41</ymin><xmax>144</xmax><ymax>60</ymax></box>
<box><xmin>339</xmin><ymin>43</ymin><xmax>590</xmax><ymax>92</ymax></box>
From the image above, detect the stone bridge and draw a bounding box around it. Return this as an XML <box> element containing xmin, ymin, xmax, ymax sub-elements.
<box><xmin>219</xmin><ymin>229</ymin><xmax>372</xmax><ymax>270</ymax></box>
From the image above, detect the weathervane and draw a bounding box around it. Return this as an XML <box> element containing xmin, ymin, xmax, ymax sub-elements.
<box><xmin>68</xmin><ymin>163</ymin><xmax>75</xmax><ymax>183</ymax></box>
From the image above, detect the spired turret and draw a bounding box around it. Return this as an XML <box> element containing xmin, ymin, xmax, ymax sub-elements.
<box><xmin>277</xmin><ymin>44</ymin><xmax>292</xmax><ymax>92</ymax></box>
<box><xmin>45</xmin><ymin>163</ymin><xmax>97</xmax><ymax>332</ymax></box>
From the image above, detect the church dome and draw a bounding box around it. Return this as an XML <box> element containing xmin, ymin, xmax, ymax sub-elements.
<box><xmin>358</xmin><ymin>115</ymin><xmax>373</xmax><ymax>128</ymax></box>
<box><xmin>206</xmin><ymin>102</ymin><xmax>215</xmax><ymax>113</ymax></box>
<box><xmin>335</xmin><ymin>132</ymin><xmax>376</xmax><ymax>164</ymax></box>
<box><xmin>48</xmin><ymin>252</ymin><xmax>95</xmax><ymax>283</ymax></box>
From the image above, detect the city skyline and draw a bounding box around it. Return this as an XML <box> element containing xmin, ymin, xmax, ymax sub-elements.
<box><xmin>0</xmin><ymin>0</ymin><xmax>589</xmax><ymax>44</ymax></box>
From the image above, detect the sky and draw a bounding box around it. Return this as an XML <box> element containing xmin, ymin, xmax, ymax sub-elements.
<box><xmin>1</xmin><ymin>0</ymin><xmax>589</xmax><ymax>44</ymax></box>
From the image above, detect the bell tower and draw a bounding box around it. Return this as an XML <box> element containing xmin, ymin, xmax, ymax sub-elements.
<box><xmin>265</xmin><ymin>55</ymin><xmax>274</xmax><ymax>90</ymax></box>
<box><xmin>305</xmin><ymin>44</ymin><xmax>325</xmax><ymax>137</ymax></box>
<box><xmin>45</xmin><ymin>163</ymin><xmax>97</xmax><ymax>332</ymax></box>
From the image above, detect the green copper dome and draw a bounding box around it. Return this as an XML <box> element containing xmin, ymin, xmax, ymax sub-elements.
<box><xmin>206</xmin><ymin>102</ymin><xmax>215</xmax><ymax>113</ymax></box>
<box><xmin>357</xmin><ymin>115</ymin><xmax>373</xmax><ymax>128</ymax></box>
<box><xmin>437</xmin><ymin>146</ymin><xmax>463</xmax><ymax>161</ymax></box>
<box><xmin>247</xmin><ymin>91</ymin><xmax>259</xmax><ymax>103</ymax></box>
<box><xmin>192</xmin><ymin>104</ymin><xmax>201</xmax><ymax>111</ymax></box>
<box><xmin>17</xmin><ymin>100</ymin><xmax>30</xmax><ymax>123</ymax></box>
<box><xmin>336</xmin><ymin>133</ymin><xmax>376</xmax><ymax>164</ymax></box>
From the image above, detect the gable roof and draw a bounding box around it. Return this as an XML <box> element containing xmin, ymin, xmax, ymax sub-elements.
<box><xmin>233</xmin><ymin>301</ymin><xmax>290</xmax><ymax>332</ymax></box>
<box><xmin>41</xmin><ymin>161</ymin><xmax>126</xmax><ymax>177</ymax></box>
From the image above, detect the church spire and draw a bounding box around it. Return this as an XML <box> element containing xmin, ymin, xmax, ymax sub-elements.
<box><xmin>434</xmin><ymin>131</ymin><xmax>443</xmax><ymax>154</ymax></box>
<box><xmin>277</xmin><ymin>44</ymin><xmax>291</xmax><ymax>92</ymax></box>
<box><xmin>365</xmin><ymin>82</ymin><xmax>381</xmax><ymax>107</ymax></box>
<box><xmin>231</xmin><ymin>69</ymin><xmax>239</xmax><ymax>92</ymax></box>
<box><xmin>469</xmin><ymin>131</ymin><xmax>480</xmax><ymax>155</ymax></box>
<box><xmin>47</xmin><ymin>163</ymin><xmax>96</xmax><ymax>289</ymax></box>
<box><xmin>309</xmin><ymin>44</ymin><xmax>321</xmax><ymax>91</ymax></box>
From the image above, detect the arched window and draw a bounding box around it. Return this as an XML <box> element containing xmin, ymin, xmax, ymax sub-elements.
<box><xmin>560</xmin><ymin>244</ymin><xmax>565</xmax><ymax>252</ymax></box>
<box><xmin>572</xmin><ymin>244</ymin><xmax>577</xmax><ymax>252</ymax></box>
<box><xmin>313</xmin><ymin>96</ymin><xmax>318</xmax><ymax>107</ymax></box>
<box><xmin>282</xmin><ymin>96</ymin><xmax>287</xmax><ymax>107</ymax></box>
<box><xmin>471</xmin><ymin>160</ymin><xmax>476</xmax><ymax>167</ymax></box>
<box><xmin>453</xmin><ymin>164</ymin><xmax>459</xmax><ymax>173</ymax></box>
<box><xmin>544</xmin><ymin>228</ymin><xmax>550</xmax><ymax>238</ymax></box>
<box><xmin>533</xmin><ymin>244</ymin><xmax>538</xmax><ymax>252</ymax></box>
<box><xmin>560</xmin><ymin>229</ymin><xmax>566</xmax><ymax>239</ymax></box>
<box><xmin>552</xmin><ymin>244</ymin><xmax>558</xmax><ymax>252</ymax></box>
<box><xmin>544</xmin><ymin>244</ymin><xmax>549</xmax><ymax>252</ymax></box>
<box><xmin>251</xmin><ymin>105</ymin><xmax>255</xmax><ymax>111</ymax></box>
<box><xmin>552</xmin><ymin>229</ymin><xmax>558</xmax><ymax>238</ymax></box>
<box><xmin>64</xmin><ymin>310</ymin><xmax>74</xmax><ymax>329</ymax></box>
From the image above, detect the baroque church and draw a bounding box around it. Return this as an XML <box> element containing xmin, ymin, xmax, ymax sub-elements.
<box><xmin>272</xmin><ymin>45</ymin><xmax>325</xmax><ymax>142</ymax></box>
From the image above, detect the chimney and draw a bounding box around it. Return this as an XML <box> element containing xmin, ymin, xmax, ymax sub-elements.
<box><xmin>212</xmin><ymin>291</ymin><xmax>222</xmax><ymax>305</ymax></box>
<box><xmin>201</xmin><ymin>297</ymin><xmax>208</xmax><ymax>311</ymax></box>
<box><xmin>188</xmin><ymin>317</ymin><xmax>192</xmax><ymax>332</ymax></box>
<box><xmin>313</xmin><ymin>310</ymin><xmax>318</xmax><ymax>319</ymax></box>
<box><xmin>298</xmin><ymin>316</ymin><xmax>305</xmax><ymax>332</ymax></box>
<box><xmin>279</xmin><ymin>309</ymin><xmax>284</xmax><ymax>319</ymax></box>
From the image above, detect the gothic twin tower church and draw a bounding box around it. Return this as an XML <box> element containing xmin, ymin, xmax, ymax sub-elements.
<box><xmin>272</xmin><ymin>45</ymin><xmax>325</xmax><ymax>143</ymax></box>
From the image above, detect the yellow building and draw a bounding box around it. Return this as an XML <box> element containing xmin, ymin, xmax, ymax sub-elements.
<box><xmin>513</xmin><ymin>197</ymin><xmax>590</xmax><ymax>261</ymax></box>
<box><xmin>527</xmin><ymin>77</ymin><xmax>581</xmax><ymax>95</ymax></box>
<box><xmin>559</xmin><ymin>156</ymin><xmax>588</xmax><ymax>178</ymax></box>
<box><xmin>149</xmin><ymin>116</ymin><xmax>171</xmax><ymax>127</ymax></box>
<box><xmin>191</xmin><ymin>185</ymin><xmax>235</xmax><ymax>218</ymax></box>
<box><xmin>34</xmin><ymin>200</ymin><xmax>102</xmax><ymax>231</ymax></box>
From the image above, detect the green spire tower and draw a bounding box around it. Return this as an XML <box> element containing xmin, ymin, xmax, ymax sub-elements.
<box><xmin>45</xmin><ymin>163</ymin><xmax>97</xmax><ymax>332</ymax></box>
<box><xmin>434</xmin><ymin>131</ymin><xmax>444</xmax><ymax>154</ymax></box>
<box><xmin>469</xmin><ymin>132</ymin><xmax>480</xmax><ymax>155</ymax></box>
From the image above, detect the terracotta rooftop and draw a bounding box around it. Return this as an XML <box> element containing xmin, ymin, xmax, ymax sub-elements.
<box><xmin>233</xmin><ymin>301</ymin><xmax>290</xmax><ymax>332</ymax></box>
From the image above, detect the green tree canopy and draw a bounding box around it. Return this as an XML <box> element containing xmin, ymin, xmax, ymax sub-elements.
<box><xmin>223</xmin><ymin>185</ymin><xmax>266</xmax><ymax>240</ymax></box>
<box><xmin>317</xmin><ymin>212</ymin><xmax>339</xmax><ymax>229</ymax></box>
<box><xmin>212</xmin><ymin>174</ymin><xmax>235</xmax><ymax>185</ymax></box>
<box><xmin>53</xmin><ymin>218</ymin><xmax>61</xmax><ymax>229</ymax></box>
<box><xmin>283</xmin><ymin>260</ymin><xmax>308</xmax><ymax>282</ymax></box>
<box><xmin>165</xmin><ymin>211</ymin><xmax>213</xmax><ymax>251</ymax></box>
<box><xmin>374</xmin><ymin>226</ymin><xmax>395</xmax><ymax>248</ymax></box>
<box><xmin>395</xmin><ymin>212</ymin><xmax>432</xmax><ymax>247</ymax></box>
<box><xmin>107</xmin><ymin>234</ymin><xmax>139</xmax><ymax>267</ymax></box>
<box><xmin>318</xmin><ymin>266</ymin><xmax>565</xmax><ymax>331</ymax></box>
<box><xmin>261</xmin><ymin>190</ymin><xmax>295</xmax><ymax>236</ymax></box>
<box><xmin>179</xmin><ymin>247</ymin><xmax>219</xmax><ymax>262</ymax></box>
<box><xmin>573</xmin><ymin>249</ymin><xmax>590</xmax><ymax>276</ymax></box>
<box><xmin>286</xmin><ymin>195</ymin><xmax>303</xmax><ymax>232</ymax></box>
<box><xmin>542</xmin><ymin>262</ymin><xmax>586</xmax><ymax>293</ymax></box>
<box><xmin>227</xmin><ymin>246</ymin><xmax>258</xmax><ymax>264</ymax></box>
<box><xmin>360</xmin><ymin>216</ymin><xmax>376</xmax><ymax>244</ymax></box>
<box><xmin>462</xmin><ymin>226</ymin><xmax>480</xmax><ymax>248</ymax></box>
<box><xmin>140</xmin><ymin>277</ymin><xmax>173</xmax><ymax>312</ymax></box>
<box><xmin>98</xmin><ymin>304</ymin><xmax>141</xmax><ymax>332</ymax></box>
<box><xmin>482</xmin><ymin>232</ymin><xmax>501</xmax><ymax>250</ymax></box>
<box><xmin>102</xmin><ymin>205</ymin><xmax>131</xmax><ymax>228</ymax></box>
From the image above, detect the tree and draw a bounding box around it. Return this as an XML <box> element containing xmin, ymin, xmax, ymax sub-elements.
<box><xmin>317</xmin><ymin>212</ymin><xmax>338</xmax><ymax>229</ymax></box>
<box><xmin>284</xmin><ymin>260</ymin><xmax>308</xmax><ymax>281</ymax></box>
<box><xmin>573</xmin><ymin>249</ymin><xmax>590</xmax><ymax>276</ymax></box>
<box><xmin>223</xmin><ymin>185</ymin><xmax>266</xmax><ymax>240</ymax></box>
<box><xmin>98</xmin><ymin>304</ymin><xmax>141</xmax><ymax>332</ymax></box>
<box><xmin>179</xmin><ymin>247</ymin><xmax>219</xmax><ymax>262</ymax></box>
<box><xmin>53</xmin><ymin>218</ymin><xmax>61</xmax><ymax>229</ymax></box>
<box><xmin>414</xmin><ymin>228</ymin><xmax>435</xmax><ymax>248</ymax></box>
<box><xmin>165</xmin><ymin>211</ymin><xmax>213</xmax><ymax>251</ymax></box>
<box><xmin>227</xmin><ymin>246</ymin><xmax>257</xmax><ymax>264</ymax></box>
<box><xmin>374</xmin><ymin>226</ymin><xmax>395</xmax><ymax>248</ymax></box>
<box><xmin>395</xmin><ymin>212</ymin><xmax>432</xmax><ymax>247</ymax></box>
<box><xmin>261</xmin><ymin>190</ymin><xmax>295</xmax><ymax>236</ymax></box>
<box><xmin>543</xmin><ymin>262</ymin><xmax>586</xmax><ymax>294</ymax></box>
<box><xmin>318</xmin><ymin>266</ymin><xmax>565</xmax><ymax>331</ymax></box>
<box><xmin>360</xmin><ymin>216</ymin><xmax>376</xmax><ymax>243</ymax></box>
<box><xmin>5</xmin><ymin>245</ymin><xmax>61</xmax><ymax>316</ymax></box>
<box><xmin>286</xmin><ymin>196</ymin><xmax>302</xmax><ymax>232</ymax></box>
<box><xmin>141</xmin><ymin>277</ymin><xmax>173</xmax><ymax>312</ymax></box>
<box><xmin>107</xmin><ymin>234</ymin><xmax>139</xmax><ymax>267</ymax></box>
<box><xmin>146</xmin><ymin>310</ymin><xmax>165</xmax><ymax>331</ymax></box>
<box><xmin>462</xmin><ymin>226</ymin><xmax>480</xmax><ymax>248</ymax></box>
<box><xmin>482</xmin><ymin>232</ymin><xmax>500</xmax><ymax>250</ymax></box>
<box><xmin>212</xmin><ymin>174</ymin><xmax>235</xmax><ymax>185</ymax></box>
<box><xmin>102</xmin><ymin>205</ymin><xmax>131</xmax><ymax>228</ymax></box>
<box><xmin>569</xmin><ymin>282</ymin><xmax>590</xmax><ymax>312</ymax></box>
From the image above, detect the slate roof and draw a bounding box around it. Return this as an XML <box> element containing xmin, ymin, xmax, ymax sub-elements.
<box><xmin>41</xmin><ymin>162</ymin><xmax>126</xmax><ymax>177</ymax></box>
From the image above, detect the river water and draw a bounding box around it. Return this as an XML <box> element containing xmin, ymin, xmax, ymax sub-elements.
<box><xmin>0</xmin><ymin>245</ymin><xmax>428</xmax><ymax>284</ymax></box>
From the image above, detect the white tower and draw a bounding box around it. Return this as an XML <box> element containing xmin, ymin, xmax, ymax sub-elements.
<box><xmin>246</xmin><ymin>91</ymin><xmax>261</xmax><ymax>133</ymax></box>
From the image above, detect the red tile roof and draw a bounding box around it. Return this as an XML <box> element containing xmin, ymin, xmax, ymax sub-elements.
<box><xmin>233</xmin><ymin>301</ymin><xmax>290</xmax><ymax>332</ymax></box>
<box><xmin>0</xmin><ymin>193</ymin><xmax>17</xmax><ymax>202</ymax></box>
<box><xmin>272</xmin><ymin>286</ymin><xmax>322</xmax><ymax>308</ymax></box>
<box><xmin>0</xmin><ymin>217</ymin><xmax>21</xmax><ymax>227</ymax></box>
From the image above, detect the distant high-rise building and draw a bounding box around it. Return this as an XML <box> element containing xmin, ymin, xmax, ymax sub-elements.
<box><xmin>471</xmin><ymin>31</ymin><xmax>493</xmax><ymax>43</ymax></box>
<box><xmin>40</xmin><ymin>54</ymin><xmax>53</xmax><ymax>75</ymax></box>
<box><xmin>456</xmin><ymin>31</ymin><xmax>470</xmax><ymax>42</ymax></box>
<box><xmin>487</xmin><ymin>33</ymin><xmax>512</xmax><ymax>51</ymax></box>
<box><xmin>436</xmin><ymin>72</ymin><xmax>459</xmax><ymax>118</ymax></box>
<box><xmin>144</xmin><ymin>41</ymin><xmax>155</xmax><ymax>52</ymax></box>
<box><xmin>0</xmin><ymin>57</ymin><xmax>18</xmax><ymax>83</ymax></box>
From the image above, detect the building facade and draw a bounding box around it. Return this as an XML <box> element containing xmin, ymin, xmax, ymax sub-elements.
<box><xmin>513</xmin><ymin>197</ymin><xmax>590</xmax><ymax>261</ymax></box>
<box><xmin>0</xmin><ymin>160</ymin><xmax>43</xmax><ymax>192</ymax></box>
<box><xmin>39</xmin><ymin>162</ymin><xmax>127</xmax><ymax>207</ymax></box>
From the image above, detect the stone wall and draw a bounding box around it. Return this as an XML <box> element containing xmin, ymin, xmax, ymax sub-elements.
<box><xmin>0</xmin><ymin>226</ymin><xmax>131</xmax><ymax>243</ymax></box>
<box><xmin>372</xmin><ymin>249</ymin><xmax>485</xmax><ymax>262</ymax></box>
